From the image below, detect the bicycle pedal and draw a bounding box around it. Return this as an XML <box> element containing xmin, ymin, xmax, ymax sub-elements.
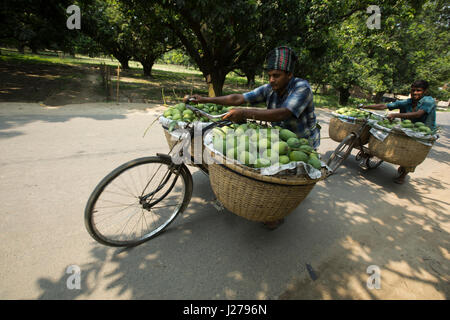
<box><xmin>359</xmin><ymin>161</ymin><xmax>369</xmax><ymax>171</ymax></box>
<box><xmin>211</xmin><ymin>199</ymin><xmax>225</xmax><ymax>212</ymax></box>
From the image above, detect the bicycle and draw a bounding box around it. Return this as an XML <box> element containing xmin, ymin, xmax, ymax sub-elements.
<box><xmin>84</xmin><ymin>104</ymin><xmax>231</xmax><ymax>247</ymax></box>
<box><xmin>326</xmin><ymin>107</ymin><xmax>385</xmax><ymax>174</ymax></box>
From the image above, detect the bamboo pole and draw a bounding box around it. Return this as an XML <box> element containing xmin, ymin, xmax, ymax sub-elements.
<box><xmin>116</xmin><ymin>63</ymin><xmax>120</xmax><ymax>103</ymax></box>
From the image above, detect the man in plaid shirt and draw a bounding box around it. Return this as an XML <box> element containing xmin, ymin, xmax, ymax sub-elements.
<box><xmin>184</xmin><ymin>46</ymin><xmax>320</xmax><ymax>149</ymax></box>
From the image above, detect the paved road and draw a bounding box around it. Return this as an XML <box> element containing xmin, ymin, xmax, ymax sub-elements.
<box><xmin>0</xmin><ymin>102</ymin><xmax>448</xmax><ymax>300</ymax></box>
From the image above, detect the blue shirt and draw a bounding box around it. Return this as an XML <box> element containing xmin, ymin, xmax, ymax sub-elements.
<box><xmin>243</xmin><ymin>78</ymin><xmax>320</xmax><ymax>148</ymax></box>
<box><xmin>387</xmin><ymin>96</ymin><xmax>437</xmax><ymax>130</ymax></box>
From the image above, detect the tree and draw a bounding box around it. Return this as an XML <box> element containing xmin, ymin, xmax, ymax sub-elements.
<box><xmin>79</xmin><ymin>0</ymin><xmax>135</xmax><ymax>69</ymax></box>
<box><xmin>0</xmin><ymin>0</ymin><xmax>76</xmax><ymax>54</ymax></box>
<box><xmin>126</xmin><ymin>0</ymin><xmax>382</xmax><ymax>96</ymax></box>
<box><xmin>313</xmin><ymin>0</ymin><xmax>433</xmax><ymax>104</ymax></box>
<box><xmin>121</xmin><ymin>2</ymin><xmax>181</xmax><ymax>77</ymax></box>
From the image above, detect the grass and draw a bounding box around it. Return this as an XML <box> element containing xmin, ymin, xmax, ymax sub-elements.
<box><xmin>1</xmin><ymin>48</ymin><xmax>372</xmax><ymax>108</ymax></box>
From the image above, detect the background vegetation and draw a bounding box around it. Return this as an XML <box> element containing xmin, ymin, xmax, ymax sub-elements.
<box><xmin>1</xmin><ymin>0</ymin><xmax>448</xmax><ymax>104</ymax></box>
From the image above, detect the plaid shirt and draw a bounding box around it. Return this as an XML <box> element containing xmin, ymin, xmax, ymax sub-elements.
<box><xmin>243</xmin><ymin>77</ymin><xmax>320</xmax><ymax>148</ymax></box>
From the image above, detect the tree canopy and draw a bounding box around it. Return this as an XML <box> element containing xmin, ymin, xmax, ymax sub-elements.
<box><xmin>1</xmin><ymin>0</ymin><xmax>448</xmax><ymax>101</ymax></box>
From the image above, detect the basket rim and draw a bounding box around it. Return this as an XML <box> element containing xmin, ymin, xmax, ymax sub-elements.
<box><xmin>208</xmin><ymin>151</ymin><xmax>327</xmax><ymax>186</ymax></box>
<box><xmin>369</xmin><ymin>122</ymin><xmax>438</xmax><ymax>142</ymax></box>
<box><xmin>332</xmin><ymin>113</ymin><xmax>368</xmax><ymax>123</ymax></box>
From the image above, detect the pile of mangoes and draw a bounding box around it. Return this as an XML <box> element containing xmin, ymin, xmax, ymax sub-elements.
<box><xmin>211</xmin><ymin>123</ymin><xmax>321</xmax><ymax>170</ymax></box>
<box><xmin>335</xmin><ymin>107</ymin><xmax>370</xmax><ymax>119</ymax></box>
<box><xmin>376</xmin><ymin>118</ymin><xmax>432</xmax><ymax>135</ymax></box>
<box><xmin>163</xmin><ymin>103</ymin><xmax>232</xmax><ymax>123</ymax></box>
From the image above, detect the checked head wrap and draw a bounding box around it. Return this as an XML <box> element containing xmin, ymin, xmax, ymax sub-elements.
<box><xmin>264</xmin><ymin>46</ymin><xmax>297</xmax><ymax>73</ymax></box>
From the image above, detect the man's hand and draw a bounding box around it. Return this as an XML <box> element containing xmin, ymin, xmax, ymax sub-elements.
<box><xmin>387</xmin><ymin>113</ymin><xmax>398</xmax><ymax>121</ymax></box>
<box><xmin>183</xmin><ymin>94</ymin><xmax>204</xmax><ymax>104</ymax></box>
<box><xmin>222</xmin><ymin>108</ymin><xmax>246</xmax><ymax>122</ymax></box>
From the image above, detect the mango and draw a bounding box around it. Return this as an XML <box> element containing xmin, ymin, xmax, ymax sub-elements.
<box><xmin>308</xmin><ymin>158</ymin><xmax>321</xmax><ymax>169</ymax></box>
<box><xmin>289</xmin><ymin>150</ymin><xmax>308</xmax><ymax>162</ymax></box>
<box><xmin>272</xmin><ymin>141</ymin><xmax>289</xmax><ymax>155</ymax></box>
<box><xmin>287</xmin><ymin>137</ymin><xmax>300</xmax><ymax>149</ymax></box>
<box><xmin>280</xmin><ymin>129</ymin><xmax>297</xmax><ymax>141</ymax></box>
<box><xmin>279</xmin><ymin>155</ymin><xmax>290</xmax><ymax>165</ymax></box>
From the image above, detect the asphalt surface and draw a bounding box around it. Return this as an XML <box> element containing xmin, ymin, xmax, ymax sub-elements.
<box><xmin>0</xmin><ymin>102</ymin><xmax>448</xmax><ymax>300</ymax></box>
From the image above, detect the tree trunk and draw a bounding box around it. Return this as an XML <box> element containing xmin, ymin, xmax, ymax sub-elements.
<box><xmin>338</xmin><ymin>86</ymin><xmax>351</xmax><ymax>105</ymax></box>
<box><xmin>246</xmin><ymin>73</ymin><xmax>256</xmax><ymax>88</ymax></box>
<box><xmin>18</xmin><ymin>44</ymin><xmax>25</xmax><ymax>54</ymax></box>
<box><xmin>207</xmin><ymin>70</ymin><xmax>227</xmax><ymax>97</ymax></box>
<box><xmin>140</xmin><ymin>57</ymin><xmax>155</xmax><ymax>77</ymax></box>
<box><xmin>114</xmin><ymin>53</ymin><xmax>130</xmax><ymax>70</ymax></box>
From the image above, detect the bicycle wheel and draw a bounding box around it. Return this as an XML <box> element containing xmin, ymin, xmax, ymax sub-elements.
<box><xmin>85</xmin><ymin>156</ymin><xmax>193</xmax><ymax>247</ymax></box>
<box><xmin>326</xmin><ymin>133</ymin><xmax>357</xmax><ymax>174</ymax></box>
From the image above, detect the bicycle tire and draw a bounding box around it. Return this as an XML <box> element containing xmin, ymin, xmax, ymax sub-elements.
<box><xmin>326</xmin><ymin>133</ymin><xmax>357</xmax><ymax>174</ymax></box>
<box><xmin>84</xmin><ymin>156</ymin><xmax>193</xmax><ymax>247</ymax></box>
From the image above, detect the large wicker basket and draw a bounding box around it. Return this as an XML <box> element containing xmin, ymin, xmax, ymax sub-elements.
<box><xmin>207</xmin><ymin>152</ymin><xmax>327</xmax><ymax>222</ymax></box>
<box><xmin>368</xmin><ymin>131</ymin><xmax>434</xmax><ymax>167</ymax></box>
<box><xmin>329</xmin><ymin>117</ymin><xmax>370</xmax><ymax>144</ymax></box>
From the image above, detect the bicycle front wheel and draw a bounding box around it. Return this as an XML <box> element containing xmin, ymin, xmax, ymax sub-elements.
<box><xmin>85</xmin><ymin>156</ymin><xmax>193</xmax><ymax>247</ymax></box>
<box><xmin>326</xmin><ymin>133</ymin><xmax>357</xmax><ymax>174</ymax></box>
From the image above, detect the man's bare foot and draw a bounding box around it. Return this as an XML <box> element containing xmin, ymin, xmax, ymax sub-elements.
<box><xmin>394</xmin><ymin>171</ymin><xmax>408</xmax><ymax>184</ymax></box>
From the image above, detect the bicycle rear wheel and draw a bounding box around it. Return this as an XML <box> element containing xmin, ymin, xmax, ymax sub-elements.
<box><xmin>326</xmin><ymin>133</ymin><xmax>357</xmax><ymax>174</ymax></box>
<box><xmin>85</xmin><ymin>156</ymin><xmax>193</xmax><ymax>247</ymax></box>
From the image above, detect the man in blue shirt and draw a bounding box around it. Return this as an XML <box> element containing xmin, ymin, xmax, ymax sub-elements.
<box><xmin>364</xmin><ymin>80</ymin><xmax>437</xmax><ymax>184</ymax></box>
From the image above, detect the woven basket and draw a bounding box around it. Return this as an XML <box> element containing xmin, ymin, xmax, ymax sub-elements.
<box><xmin>368</xmin><ymin>131</ymin><xmax>433</xmax><ymax>167</ymax></box>
<box><xmin>329</xmin><ymin>117</ymin><xmax>370</xmax><ymax>144</ymax></box>
<box><xmin>207</xmin><ymin>152</ymin><xmax>327</xmax><ymax>222</ymax></box>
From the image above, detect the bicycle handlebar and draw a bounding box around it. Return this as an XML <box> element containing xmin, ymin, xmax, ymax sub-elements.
<box><xmin>185</xmin><ymin>101</ymin><xmax>229</xmax><ymax>120</ymax></box>
<box><xmin>356</xmin><ymin>104</ymin><xmax>387</xmax><ymax>119</ymax></box>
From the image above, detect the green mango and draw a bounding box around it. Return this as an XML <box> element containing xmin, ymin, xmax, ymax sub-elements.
<box><xmin>168</xmin><ymin>120</ymin><xmax>177</xmax><ymax>132</ymax></box>
<box><xmin>239</xmin><ymin>151</ymin><xmax>256</xmax><ymax>165</ymax></box>
<box><xmin>226</xmin><ymin>147</ymin><xmax>238</xmax><ymax>160</ymax></box>
<box><xmin>279</xmin><ymin>155</ymin><xmax>290</xmax><ymax>165</ymax></box>
<box><xmin>289</xmin><ymin>150</ymin><xmax>308</xmax><ymax>162</ymax></box>
<box><xmin>175</xmin><ymin>103</ymin><xmax>186</xmax><ymax>112</ymax></box>
<box><xmin>237</xmin><ymin>135</ymin><xmax>251</xmax><ymax>152</ymax></box>
<box><xmin>213</xmin><ymin>136</ymin><xmax>227</xmax><ymax>154</ymax></box>
<box><xmin>261</xmin><ymin>149</ymin><xmax>279</xmax><ymax>164</ymax></box>
<box><xmin>401</xmin><ymin>122</ymin><xmax>413</xmax><ymax>128</ymax></box>
<box><xmin>299</xmin><ymin>145</ymin><xmax>314</xmax><ymax>154</ymax></box>
<box><xmin>414</xmin><ymin>122</ymin><xmax>425</xmax><ymax>127</ymax></box>
<box><xmin>257</xmin><ymin>138</ymin><xmax>271</xmax><ymax>151</ymax></box>
<box><xmin>287</xmin><ymin>137</ymin><xmax>301</xmax><ymax>149</ymax></box>
<box><xmin>272</xmin><ymin>141</ymin><xmax>289</xmax><ymax>155</ymax></box>
<box><xmin>255</xmin><ymin>158</ymin><xmax>271</xmax><ymax>168</ymax></box>
<box><xmin>419</xmin><ymin>126</ymin><xmax>431</xmax><ymax>134</ymax></box>
<box><xmin>308</xmin><ymin>158</ymin><xmax>321</xmax><ymax>170</ymax></box>
<box><xmin>299</xmin><ymin>138</ymin><xmax>309</xmax><ymax>145</ymax></box>
<box><xmin>280</xmin><ymin>129</ymin><xmax>297</xmax><ymax>141</ymax></box>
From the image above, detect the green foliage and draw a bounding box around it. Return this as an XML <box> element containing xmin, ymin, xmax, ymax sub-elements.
<box><xmin>312</xmin><ymin>0</ymin><xmax>449</xmax><ymax>102</ymax></box>
<box><xmin>159</xmin><ymin>50</ymin><xmax>193</xmax><ymax>67</ymax></box>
